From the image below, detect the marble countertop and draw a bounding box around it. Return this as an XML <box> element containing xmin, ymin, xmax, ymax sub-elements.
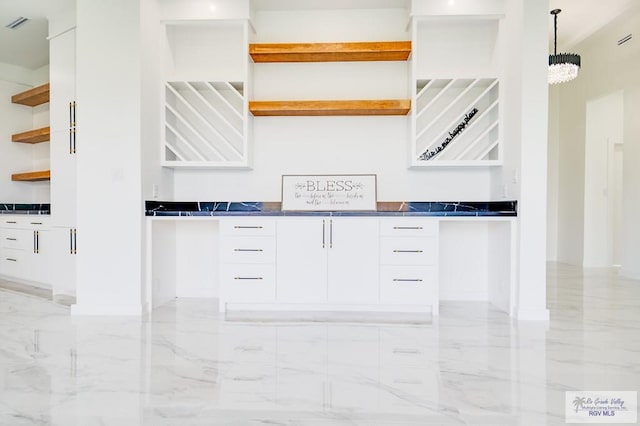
<box><xmin>0</xmin><ymin>204</ymin><xmax>50</xmax><ymax>215</ymax></box>
<box><xmin>145</xmin><ymin>201</ymin><xmax>517</xmax><ymax>217</ymax></box>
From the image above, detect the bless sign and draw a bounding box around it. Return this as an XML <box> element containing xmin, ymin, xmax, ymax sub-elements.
<box><xmin>281</xmin><ymin>174</ymin><xmax>377</xmax><ymax>212</ymax></box>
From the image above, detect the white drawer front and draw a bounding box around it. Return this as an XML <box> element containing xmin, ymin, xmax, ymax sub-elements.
<box><xmin>1</xmin><ymin>217</ymin><xmax>25</xmax><ymax>228</ymax></box>
<box><xmin>379</xmin><ymin>218</ymin><xmax>438</xmax><ymax>237</ymax></box>
<box><xmin>220</xmin><ymin>236</ymin><xmax>276</xmax><ymax>264</ymax></box>
<box><xmin>24</xmin><ymin>218</ymin><xmax>50</xmax><ymax>229</ymax></box>
<box><xmin>220</xmin><ymin>264</ymin><xmax>276</xmax><ymax>303</ymax></box>
<box><xmin>1</xmin><ymin>249</ymin><xmax>25</xmax><ymax>277</ymax></box>
<box><xmin>380</xmin><ymin>236</ymin><xmax>437</xmax><ymax>265</ymax></box>
<box><xmin>1</xmin><ymin>229</ymin><xmax>32</xmax><ymax>250</ymax></box>
<box><xmin>220</xmin><ymin>219</ymin><xmax>276</xmax><ymax>236</ymax></box>
<box><xmin>380</xmin><ymin>265</ymin><xmax>436</xmax><ymax>305</ymax></box>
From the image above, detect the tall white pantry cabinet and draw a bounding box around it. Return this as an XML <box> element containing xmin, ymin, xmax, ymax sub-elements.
<box><xmin>49</xmin><ymin>22</ymin><xmax>78</xmax><ymax>297</ymax></box>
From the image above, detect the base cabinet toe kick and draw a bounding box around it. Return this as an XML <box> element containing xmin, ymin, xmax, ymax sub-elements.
<box><xmin>218</xmin><ymin>217</ymin><xmax>440</xmax><ymax>315</ymax></box>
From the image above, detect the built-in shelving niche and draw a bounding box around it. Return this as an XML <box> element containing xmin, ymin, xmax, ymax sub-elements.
<box><xmin>163</xmin><ymin>81</ymin><xmax>247</xmax><ymax>167</ymax></box>
<box><xmin>412</xmin><ymin>78</ymin><xmax>500</xmax><ymax>167</ymax></box>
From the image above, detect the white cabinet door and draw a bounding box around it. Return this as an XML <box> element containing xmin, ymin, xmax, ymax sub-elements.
<box><xmin>276</xmin><ymin>218</ymin><xmax>328</xmax><ymax>303</ymax></box>
<box><xmin>50</xmin><ymin>227</ymin><xmax>76</xmax><ymax>296</ymax></box>
<box><xmin>50</xmin><ymin>28</ymin><xmax>77</xmax><ymax>227</ymax></box>
<box><xmin>327</xmin><ymin>218</ymin><xmax>379</xmax><ymax>304</ymax></box>
<box><xmin>49</xmin><ymin>29</ymin><xmax>75</xmax><ymax>133</ymax></box>
<box><xmin>29</xmin><ymin>229</ymin><xmax>52</xmax><ymax>286</ymax></box>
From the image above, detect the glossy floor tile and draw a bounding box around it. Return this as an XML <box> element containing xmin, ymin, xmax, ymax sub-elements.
<box><xmin>1</xmin><ymin>263</ymin><xmax>639</xmax><ymax>425</ymax></box>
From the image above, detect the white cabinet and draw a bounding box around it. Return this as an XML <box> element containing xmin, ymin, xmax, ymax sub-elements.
<box><xmin>50</xmin><ymin>226</ymin><xmax>76</xmax><ymax>296</ymax></box>
<box><xmin>0</xmin><ymin>217</ymin><xmax>52</xmax><ymax>286</ymax></box>
<box><xmin>276</xmin><ymin>217</ymin><xmax>379</xmax><ymax>305</ymax></box>
<box><xmin>219</xmin><ymin>218</ymin><xmax>276</xmax><ymax>310</ymax></box>
<box><xmin>49</xmin><ymin>27</ymin><xmax>77</xmax><ymax>227</ymax></box>
<box><xmin>216</xmin><ymin>216</ymin><xmax>439</xmax><ymax>314</ymax></box>
<box><xmin>378</xmin><ymin>218</ymin><xmax>439</xmax><ymax>314</ymax></box>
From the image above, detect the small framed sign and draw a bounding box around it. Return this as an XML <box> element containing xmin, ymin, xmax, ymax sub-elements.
<box><xmin>281</xmin><ymin>174</ymin><xmax>377</xmax><ymax>212</ymax></box>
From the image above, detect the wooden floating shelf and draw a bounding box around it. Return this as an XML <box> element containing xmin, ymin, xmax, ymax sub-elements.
<box><xmin>11</xmin><ymin>170</ymin><xmax>51</xmax><ymax>182</ymax></box>
<box><xmin>249</xmin><ymin>100</ymin><xmax>411</xmax><ymax>116</ymax></box>
<box><xmin>249</xmin><ymin>41</ymin><xmax>411</xmax><ymax>63</ymax></box>
<box><xmin>11</xmin><ymin>83</ymin><xmax>50</xmax><ymax>107</ymax></box>
<box><xmin>11</xmin><ymin>126</ymin><xmax>50</xmax><ymax>144</ymax></box>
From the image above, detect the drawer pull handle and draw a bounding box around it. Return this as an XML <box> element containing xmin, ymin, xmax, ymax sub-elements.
<box><xmin>30</xmin><ymin>222</ymin><xmax>43</xmax><ymax>225</ymax></box>
<box><xmin>6</xmin><ymin>238</ymin><xmax>17</xmax><ymax>241</ymax></box>
<box><xmin>394</xmin><ymin>379</ymin><xmax>422</xmax><ymax>385</ymax></box>
<box><xmin>393</xmin><ymin>226</ymin><xmax>423</xmax><ymax>230</ymax></box>
<box><xmin>232</xmin><ymin>376</ymin><xmax>264</xmax><ymax>382</ymax></box>
<box><xmin>393</xmin><ymin>348</ymin><xmax>420</xmax><ymax>354</ymax></box>
<box><xmin>393</xmin><ymin>249</ymin><xmax>423</xmax><ymax>253</ymax></box>
<box><xmin>234</xmin><ymin>248</ymin><xmax>263</xmax><ymax>252</ymax></box>
<box><xmin>234</xmin><ymin>225</ymin><xmax>263</xmax><ymax>229</ymax></box>
<box><xmin>6</xmin><ymin>221</ymin><xmax>17</xmax><ymax>224</ymax></box>
<box><xmin>235</xmin><ymin>345</ymin><xmax>263</xmax><ymax>352</ymax></box>
<box><xmin>6</xmin><ymin>258</ymin><xmax>17</xmax><ymax>262</ymax></box>
<box><xmin>393</xmin><ymin>278</ymin><xmax>423</xmax><ymax>282</ymax></box>
<box><xmin>234</xmin><ymin>277</ymin><xmax>263</xmax><ymax>280</ymax></box>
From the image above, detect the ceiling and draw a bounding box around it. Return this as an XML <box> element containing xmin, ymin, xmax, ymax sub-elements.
<box><xmin>0</xmin><ymin>0</ymin><xmax>636</xmax><ymax>70</ymax></box>
<box><xmin>549</xmin><ymin>0</ymin><xmax>638</xmax><ymax>50</ymax></box>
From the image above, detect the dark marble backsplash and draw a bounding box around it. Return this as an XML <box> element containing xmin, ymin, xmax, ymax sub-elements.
<box><xmin>145</xmin><ymin>201</ymin><xmax>517</xmax><ymax>217</ymax></box>
<box><xmin>0</xmin><ymin>204</ymin><xmax>50</xmax><ymax>215</ymax></box>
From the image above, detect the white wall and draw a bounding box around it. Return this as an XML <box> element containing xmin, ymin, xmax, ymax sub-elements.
<box><xmin>171</xmin><ymin>6</ymin><xmax>494</xmax><ymax>202</ymax></box>
<box><xmin>546</xmin><ymin>87</ymin><xmax>559</xmax><ymax>262</ymax></box>
<box><xmin>73</xmin><ymin>0</ymin><xmax>144</xmax><ymax>314</ymax></box>
<box><xmin>550</xmin><ymin>5</ymin><xmax>640</xmax><ymax>277</ymax></box>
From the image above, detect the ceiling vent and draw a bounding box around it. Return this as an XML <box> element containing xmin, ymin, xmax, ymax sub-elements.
<box><xmin>5</xmin><ymin>17</ymin><xmax>29</xmax><ymax>30</ymax></box>
<box><xmin>617</xmin><ymin>34</ymin><xmax>632</xmax><ymax>46</ymax></box>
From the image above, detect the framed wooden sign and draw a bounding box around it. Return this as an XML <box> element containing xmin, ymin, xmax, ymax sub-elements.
<box><xmin>281</xmin><ymin>174</ymin><xmax>377</xmax><ymax>211</ymax></box>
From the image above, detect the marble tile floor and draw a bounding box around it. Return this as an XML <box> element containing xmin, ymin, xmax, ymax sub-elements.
<box><xmin>1</xmin><ymin>263</ymin><xmax>639</xmax><ymax>426</ymax></box>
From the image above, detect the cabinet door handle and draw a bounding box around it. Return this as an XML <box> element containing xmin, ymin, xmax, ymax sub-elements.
<box><xmin>393</xmin><ymin>226</ymin><xmax>423</xmax><ymax>230</ymax></box>
<box><xmin>6</xmin><ymin>258</ymin><xmax>17</xmax><ymax>262</ymax></box>
<box><xmin>393</xmin><ymin>249</ymin><xmax>423</xmax><ymax>253</ymax></box>
<box><xmin>6</xmin><ymin>237</ymin><xmax>17</xmax><ymax>241</ymax></box>
<box><xmin>72</xmin><ymin>101</ymin><xmax>76</xmax><ymax>127</ymax></box>
<box><xmin>33</xmin><ymin>231</ymin><xmax>37</xmax><ymax>253</ymax></box>
<box><xmin>69</xmin><ymin>102</ymin><xmax>73</xmax><ymax>128</ymax></box>
<box><xmin>234</xmin><ymin>225</ymin><xmax>263</xmax><ymax>229</ymax></box>
<box><xmin>70</xmin><ymin>228</ymin><xmax>77</xmax><ymax>254</ymax></box>
<box><xmin>329</xmin><ymin>219</ymin><xmax>333</xmax><ymax>248</ymax></box>
<box><xmin>72</xmin><ymin>128</ymin><xmax>76</xmax><ymax>154</ymax></box>
<box><xmin>30</xmin><ymin>222</ymin><xmax>43</xmax><ymax>225</ymax></box>
<box><xmin>5</xmin><ymin>221</ymin><xmax>17</xmax><ymax>224</ymax></box>
<box><xmin>36</xmin><ymin>230</ymin><xmax>39</xmax><ymax>253</ymax></box>
<box><xmin>233</xmin><ymin>277</ymin><xmax>263</xmax><ymax>280</ymax></box>
<box><xmin>233</xmin><ymin>248</ymin><xmax>263</xmax><ymax>252</ymax></box>
<box><xmin>322</xmin><ymin>219</ymin><xmax>325</xmax><ymax>248</ymax></box>
<box><xmin>393</xmin><ymin>278</ymin><xmax>423</xmax><ymax>282</ymax></box>
<box><xmin>393</xmin><ymin>348</ymin><xmax>420</xmax><ymax>354</ymax></box>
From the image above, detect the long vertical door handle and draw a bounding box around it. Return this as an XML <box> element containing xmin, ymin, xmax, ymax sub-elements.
<box><xmin>36</xmin><ymin>230</ymin><xmax>39</xmax><ymax>254</ymax></box>
<box><xmin>73</xmin><ymin>228</ymin><xmax>77</xmax><ymax>254</ymax></box>
<box><xmin>322</xmin><ymin>220</ymin><xmax>325</xmax><ymax>248</ymax></box>
<box><xmin>34</xmin><ymin>231</ymin><xmax>37</xmax><ymax>253</ymax></box>
<box><xmin>70</xmin><ymin>228</ymin><xmax>73</xmax><ymax>254</ymax></box>
<box><xmin>330</xmin><ymin>219</ymin><xmax>334</xmax><ymax>248</ymax></box>
<box><xmin>69</xmin><ymin>102</ymin><xmax>73</xmax><ymax>128</ymax></box>
<box><xmin>72</xmin><ymin>101</ymin><xmax>76</xmax><ymax>127</ymax></box>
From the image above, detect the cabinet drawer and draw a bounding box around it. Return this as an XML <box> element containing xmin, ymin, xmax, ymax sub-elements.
<box><xmin>1</xmin><ymin>229</ymin><xmax>32</xmax><ymax>250</ymax></box>
<box><xmin>220</xmin><ymin>264</ymin><xmax>276</xmax><ymax>303</ymax></box>
<box><xmin>380</xmin><ymin>266</ymin><xmax>436</xmax><ymax>305</ymax></box>
<box><xmin>1</xmin><ymin>249</ymin><xmax>25</xmax><ymax>277</ymax></box>
<box><xmin>220</xmin><ymin>219</ymin><xmax>276</xmax><ymax>236</ymax></box>
<box><xmin>380</xmin><ymin>237</ymin><xmax>437</xmax><ymax>265</ymax></box>
<box><xmin>220</xmin><ymin>236</ymin><xmax>276</xmax><ymax>264</ymax></box>
<box><xmin>24</xmin><ymin>218</ymin><xmax>50</xmax><ymax>229</ymax></box>
<box><xmin>1</xmin><ymin>217</ymin><xmax>25</xmax><ymax>228</ymax></box>
<box><xmin>379</xmin><ymin>218</ymin><xmax>438</xmax><ymax>237</ymax></box>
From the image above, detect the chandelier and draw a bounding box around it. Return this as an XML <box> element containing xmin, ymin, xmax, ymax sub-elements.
<box><xmin>548</xmin><ymin>9</ymin><xmax>581</xmax><ymax>84</ymax></box>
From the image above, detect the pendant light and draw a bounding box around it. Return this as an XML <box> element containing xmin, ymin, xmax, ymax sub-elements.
<box><xmin>548</xmin><ymin>9</ymin><xmax>581</xmax><ymax>84</ymax></box>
